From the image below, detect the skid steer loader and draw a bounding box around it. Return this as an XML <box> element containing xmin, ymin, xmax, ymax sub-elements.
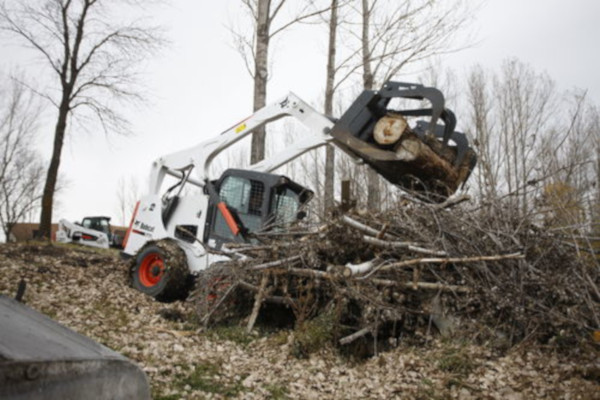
<box><xmin>121</xmin><ymin>81</ymin><xmax>477</xmax><ymax>301</ymax></box>
<box><xmin>56</xmin><ymin>216</ymin><xmax>123</xmax><ymax>249</ymax></box>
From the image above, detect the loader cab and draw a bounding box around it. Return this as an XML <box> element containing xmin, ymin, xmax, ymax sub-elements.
<box><xmin>206</xmin><ymin>169</ymin><xmax>312</xmax><ymax>243</ymax></box>
<box><xmin>80</xmin><ymin>216</ymin><xmax>112</xmax><ymax>236</ymax></box>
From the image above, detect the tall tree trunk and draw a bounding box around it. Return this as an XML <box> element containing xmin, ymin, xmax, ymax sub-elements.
<box><xmin>361</xmin><ymin>0</ymin><xmax>379</xmax><ymax>211</ymax></box>
<box><xmin>251</xmin><ymin>0</ymin><xmax>271</xmax><ymax>164</ymax></box>
<box><xmin>323</xmin><ymin>0</ymin><xmax>338</xmax><ymax>213</ymax></box>
<box><xmin>38</xmin><ymin>97</ymin><xmax>69</xmax><ymax>238</ymax></box>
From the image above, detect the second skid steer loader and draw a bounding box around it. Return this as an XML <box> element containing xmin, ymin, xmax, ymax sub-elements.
<box><xmin>121</xmin><ymin>81</ymin><xmax>477</xmax><ymax>301</ymax></box>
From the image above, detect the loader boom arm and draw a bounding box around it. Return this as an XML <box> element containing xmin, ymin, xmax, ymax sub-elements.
<box><xmin>148</xmin><ymin>93</ymin><xmax>334</xmax><ymax>194</ymax></box>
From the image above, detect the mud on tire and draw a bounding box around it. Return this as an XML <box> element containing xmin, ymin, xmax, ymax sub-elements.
<box><xmin>130</xmin><ymin>240</ymin><xmax>191</xmax><ymax>302</ymax></box>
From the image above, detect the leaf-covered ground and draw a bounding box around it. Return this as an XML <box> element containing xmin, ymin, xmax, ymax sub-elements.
<box><xmin>0</xmin><ymin>242</ymin><xmax>598</xmax><ymax>399</ymax></box>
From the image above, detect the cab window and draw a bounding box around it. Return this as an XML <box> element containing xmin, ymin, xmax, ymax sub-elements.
<box><xmin>271</xmin><ymin>188</ymin><xmax>300</xmax><ymax>226</ymax></box>
<box><xmin>213</xmin><ymin>176</ymin><xmax>265</xmax><ymax>239</ymax></box>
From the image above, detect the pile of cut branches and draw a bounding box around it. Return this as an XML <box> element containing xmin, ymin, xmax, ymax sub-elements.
<box><xmin>190</xmin><ymin>201</ymin><xmax>600</xmax><ymax>354</ymax></box>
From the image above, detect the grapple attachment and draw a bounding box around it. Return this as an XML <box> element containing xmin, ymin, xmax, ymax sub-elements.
<box><xmin>331</xmin><ymin>81</ymin><xmax>477</xmax><ymax>202</ymax></box>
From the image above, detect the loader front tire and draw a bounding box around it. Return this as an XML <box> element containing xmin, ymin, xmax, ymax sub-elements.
<box><xmin>131</xmin><ymin>240</ymin><xmax>190</xmax><ymax>302</ymax></box>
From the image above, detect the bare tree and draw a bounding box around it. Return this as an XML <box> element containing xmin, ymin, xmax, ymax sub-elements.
<box><xmin>232</xmin><ymin>0</ymin><xmax>329</xmax><ymax>164</ymax></box>
<box><xmin>0</xmin><ymin>0</ymin><xmax>163</xmax><ymax>238</ymax></box>
<box><xmin>465</xmin><ymin>59</ymin><xmax>600</xmax><ymax>242</ymax></box>
<box><xmin>115</xmin><ymin>175</ymin><xmax>140</xmax><ymax>226</ymax></box>
<box><xmin>495</xmin><ymin>60</ymin><xmax>556</xmax><ymax>215</ymax></box>
<box><xmin>322</xmin><ymin>0</ymin><xmax>340</xmax><ymax>212</ymax></box>
<box><xmin>0</xmin><ymin>79</ymin><xmax>45</xmax><ymax>241</ymax></box>
<box><xmin>537</xmin><ymin>90</ymin><xmax>600</xmax><ymax>234</ymax></box>
<box><xmin>466</xmin><ymin>65</ymin><xmax>500</xmax><ymax>203</ymax></box>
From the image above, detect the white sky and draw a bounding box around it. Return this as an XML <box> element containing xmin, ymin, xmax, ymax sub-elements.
<box><xmin>2</xmin><ymin>0</ymin><xmax>600</xmax><ymax>226</ymax></box>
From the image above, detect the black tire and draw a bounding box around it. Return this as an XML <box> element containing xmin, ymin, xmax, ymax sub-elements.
<box><xmin>130</xmin><ymin>240</ymin><xmax>191</xmax><ymax>302</ymax></box>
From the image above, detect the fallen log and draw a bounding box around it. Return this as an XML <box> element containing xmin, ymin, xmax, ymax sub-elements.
<box><xmin>246</xmin><ymin>274</ymin><xmax>269</xmax><ymax>333</ymax></box>
<box><xmin>339</xmin><ymin>326</ymin><xmax>373</xmax><ymax>345</ymax></box>
<box><xmin>370</xmin><ymin>278</ymin><xmax>470</xmax><ymax>293</ymax></box>
<box><xmin>363</xmin><ymin>236</ymin><xmax>448</xmax><ymax>256</ymax></box>
<box><xmin>272</xmin><ymin>265</ymin><xmax>470</xmax><ymax>293</ymax></box>
<box><xmin>341</xmin><ymin>216</ymin><xmax>397</xmax><ymax>240</ymax></box>
<box><xmin>344</xmin><ymin>259</ymin><xmax>381</xmax><ymax>277</ymax></box>
<box><xmin>380</xmin><ymin>252</ymin><xmax>525</xmax><ymax>271</ymax></box>
<box><xmin>248</xmin><ymin>256</ymin><xmax>302</xmax><ymax>271</ymax></box>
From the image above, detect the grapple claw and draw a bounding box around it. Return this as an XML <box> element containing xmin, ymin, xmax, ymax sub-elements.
<box><xmin>330</xmin><ymin>81</ymin><xmax>477</xmax><ymax>202</ymax></box>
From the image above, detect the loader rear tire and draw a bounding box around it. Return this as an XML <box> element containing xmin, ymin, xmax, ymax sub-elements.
<box><xmin>131</xmin><ymin>240</ymin><xmax>191</xmax><ymax>302</ymax></box>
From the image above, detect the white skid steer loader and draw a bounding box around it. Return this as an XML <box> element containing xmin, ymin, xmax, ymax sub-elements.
<box><xmin>121</xmin><ymin>81</ymin><xmax>477</xmax><ymax>301</ymax></box>
<box><xmin>56</xmin><ymin>217</ymin><xmax>112</xmax><ymax>249</ymax></box>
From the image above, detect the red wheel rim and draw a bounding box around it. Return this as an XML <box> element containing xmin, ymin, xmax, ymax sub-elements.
<box><xmin>139</xmin><ymin>252</ymin><xmax>165</xmax><ymax>287</ymax></box>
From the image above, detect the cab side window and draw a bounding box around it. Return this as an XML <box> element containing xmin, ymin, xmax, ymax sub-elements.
<box><xmin>271</xmin><ymin>188</ymin><xmax>300</xmax><ymax>227</ymax></box>
<box><xmin>213</xmin><ymin>176</ymin><xmax>265</xmax><ymax>239</ymax></box>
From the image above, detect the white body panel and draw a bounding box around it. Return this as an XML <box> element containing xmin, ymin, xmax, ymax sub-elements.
<box><xmin>56</xmin><ymin>219</ymin><xmax>110</xmax><ymax>249</ymax></box>
<box><xmin>124</xmin><ymin>195</ymin><xmax>229</xmax><ymax>273</ymax></box>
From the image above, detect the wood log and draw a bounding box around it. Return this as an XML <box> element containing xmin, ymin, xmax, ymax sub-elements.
<box><xmin>339</xmin><ymin>326</ymin><xmax>373</xmax><ymax>345</ymax></box>
<box><xmin>374</xmin><ymin>115</ymin><xmax>408</xmax><ymax>145</ymax></box>
<box><xmin>380</xmin><ymin>252</ymin><xmax>525</xmax><ymax>271</ymax></box>
<box><xmin>341</xmin><ymin>216</ymin><xmax>397</xmax><ymax>240</ymax></box>
<box><xmin>432</xmin><ymin>193</ymin><xmax>471</xmax><ymax>210</ymax></box>
<box><xmin>344</xmin><ymin>259</ymin><xmax>380</xmax><ymax>277</ymax></box>
<box><xmin>248</xmin><ymin>255</ymin><xmax>301</xmax><ymax>271</ymax></box>
<box><xmin>363</xmin><ymin>236</ymin><xmax>448</xmax><ymax>256</ymax></box>
<box><xmin>339</xmin><ymin>317</ymin><xmax>404</xmax><ymax>345</ymax></box>
<box><xmin>284</xmin><ymin>266</ymin><xmax>469</xmax><ymax>293</ymax></box>
<box><xmin>246</xmin><ymin>273</ymin><xmax>269</xmax><ymax>333</ymax></box>
<box><xmin>331</xmin><ymin>112</ymin><xmax>476</xmax><ymax>199</ymax></box>
<box><xmin>371</xmin><ymin>278</ymin><xmax>470</xmax><ymax>293</ymax></box>
<box><xmin>376</xmin><ymin>114</ymin><xmax>476</xmax><ymax>197</ymax></box>
<box><xmin>287</xmin><ymin>267</ymin><xmax>330</xmax><ymax>280</ymax></box>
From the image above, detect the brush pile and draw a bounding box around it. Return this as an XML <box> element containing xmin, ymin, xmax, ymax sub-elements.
<box><xmin>191</xmin><ymin>201</ymin><xmax>600</xmax><ymax>353</ymax></box>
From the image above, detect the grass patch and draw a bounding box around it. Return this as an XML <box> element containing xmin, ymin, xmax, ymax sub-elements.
<box><xmin>264</xmin><ymin>383</ymin><xmax>289</xmax><ymax>399</ymax></box>
<box><xmin>39</xmin><ymin>306</ymin><xmax>58</xmax><ymax>319</ymax></box>
<box><xmin>52</xmin><ymin>241</ymin><xmax>119</xmax><ymax>256</ymax></box>
<box><xmin>91</xmin><ymin>297</ymin><xmax>130</xmax><ymax>327</ymax></box>
<box><xmin>292</xmin><ymin>310</ymin><xmax>336</xmax><ymax>358</ymax></box>
<box><xmin>207</xmin><ymin>324</ymin><xmax>254</xmax><ymax>347</ymax></box>
<box><xmin>267</xmin><ymin>329</ymin><xmax>291</xmax><ymax>346</ymax></box>
<box><xmin>174</xmin><ymin>362</ymin><xmax>245</xmax><ymax>397</ymax></box>
<box><xmin>152</xmin><ymin>393</ymin><xmax>180</xmax><ymax>400</ymax></box>
<box><xmin>437</xmin><ymin>344</ymin><xmax>476</xmax><ymax>377</ymax></box>
<box><xmin>415</xmin><ymin>378</ymin><xmax>437</xmax><ymax>400</ymax></box>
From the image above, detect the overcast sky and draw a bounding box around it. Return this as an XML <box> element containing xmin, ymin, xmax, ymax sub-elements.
<box><xmin>2</xmin><ymin>0</ymin><xmax>599</xmax><ymax>226</ymax></box>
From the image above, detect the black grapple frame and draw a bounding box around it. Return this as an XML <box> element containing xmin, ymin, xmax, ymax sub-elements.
<box><xmin>330</xmin><ymin>81</ymin><xmax>477</xmax><ymax>201</ymax></box>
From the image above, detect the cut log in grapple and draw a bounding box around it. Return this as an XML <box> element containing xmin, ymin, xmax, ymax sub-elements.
<box><xmin>331</xmin><ymin>81</ymin><xmax>477</xmax><ymax>201</ymax></box>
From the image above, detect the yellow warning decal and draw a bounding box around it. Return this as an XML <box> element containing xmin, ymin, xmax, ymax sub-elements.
<box><xmin>235</xmin><ymin>123</ymin><xmax>247</xmax><ymax>133</ymax></box>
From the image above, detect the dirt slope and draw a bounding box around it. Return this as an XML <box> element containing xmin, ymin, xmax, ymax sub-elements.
<box><xmin>0</xmin><ymin>242</ymin><xmax>598</xmax><ymax>400</ymax></box>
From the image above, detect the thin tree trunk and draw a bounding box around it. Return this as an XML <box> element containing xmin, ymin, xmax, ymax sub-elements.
<box><xmin>361</xmin><ymin>0</ymin><xmax>374</xmax><ymax>91</ymax></box>
<box><xmin>251</xmin><ymin>0</ymin><xmax>271</xmax><ymax>164</ymax></box>
<box><xmin>323</xmin><ymin>0</ymin><xmax>338</xmax><ymax>212</ymax></box>
<box><xmin>38</xmin><ymin>99</ymin><xmax>69</xmax><ymax>239</ymax></box>
<box><xmin>360</xmin><ymin>0</ymin><xmax>379</xmax><ymax>211</ymax></box>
